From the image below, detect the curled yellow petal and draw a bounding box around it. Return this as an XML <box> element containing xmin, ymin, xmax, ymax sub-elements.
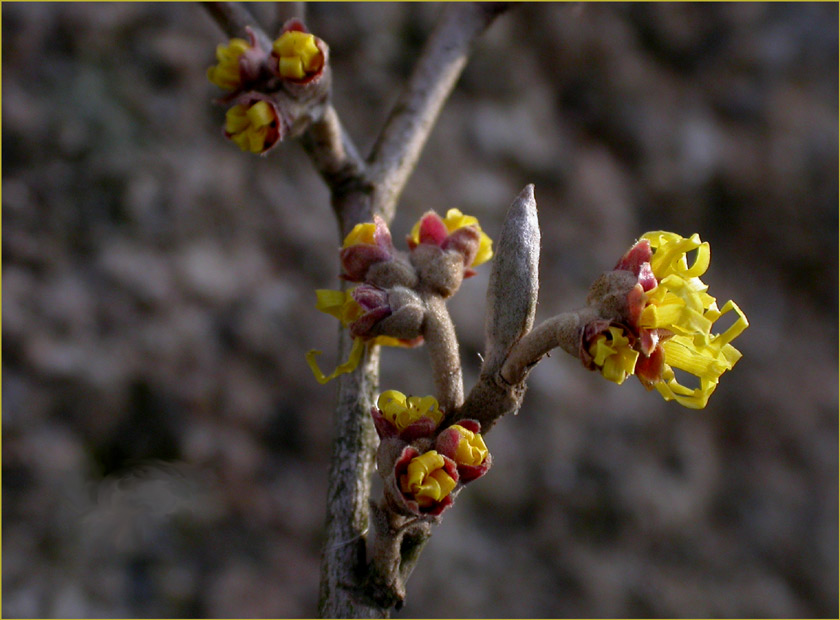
<box><xmin>377</xmin><ymin>390</ymin><xmax>443</xmax><ymax>431</ymax></box>
<box><xmin>449</xmin><ymin>425</ymin><xmax>489</xmax><ymax>466</ymax></box>
<box><xmin>400</xmin><ymin>450</ymin><xmax>456</xmax><ymax>507</ymax></box>
<box><xmin>305</xmin><ymin>337</ymin><xmax>365</xmax><ymax>384</ymax></box>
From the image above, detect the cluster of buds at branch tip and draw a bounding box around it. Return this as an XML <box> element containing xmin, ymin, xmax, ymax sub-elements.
<box><xmin>207</xmin><ymin>20</ymin><xmax>330</xmax><ymax>154</ymax></box>
<box><xmin>306</xmin><ymin>208</ymin><xmax>492</xmax><ymax>384</ymax></box>
<box><xmin>372</xmin><ymin>391</ymin><xmax>491</xmax><ymax>518</ymax></box>
<box><xmin>580</xmin><ymin>231</ymin><xmax>749</xmax><ymax>408</ymax></box>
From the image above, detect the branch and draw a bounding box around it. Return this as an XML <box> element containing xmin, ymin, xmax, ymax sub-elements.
<box><xmin>368</xmin><ymin>3</ymin><xmax>511</xmax><ymax>221</ymax></box>
<box><xmin>201</xmin><ymin>1</ymin><xmax>273</xmax><ymax>50</ymax></box>
<box><xmin>299</xmin><ymin>105</ymin><xmax>369</xmax><ymax>213</ymax></box>
<box><xmin>318</xmin><ymin>341</ymin><xmax>385</xmax><ymax>619</ymax></box>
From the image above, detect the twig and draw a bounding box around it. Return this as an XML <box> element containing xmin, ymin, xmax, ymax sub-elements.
<box><xmin>299</xmin><ymin>105</ymin><xmax>368</xmax><ymax>209</ymax></box>
<box><xmin>271</xmin><ymin>2</ymin><xmax>307</xmax><ymax>34</ymax></box>
<box><xmin>368</xmin><ymin>3</ymin><xmax>511</xmax><ymax>222</ymax></box>
<box><xmin>202</xmin><ymin>4</ymin><xmax>510</xmax><ymax>616</ymax></box>
<box><xmin>201</xmin><ymin>2</ymin><xmax>273</xmax><ymax>50</ymax></box>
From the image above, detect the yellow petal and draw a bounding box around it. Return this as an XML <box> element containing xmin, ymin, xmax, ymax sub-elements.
<box><xmin>305</xmin><ymin>337</ymin><xmax>366</xmax><ymax>384</ymax></box>
<box><xmin>473</xmin><ymin>231</ymin><xmax>494</xmax><ymax>267</ymax></box>
<box><xmin>279</xmin><ymin>57</ymin><xmax>305</xmax><ymax>80</ymax></box>
<box><xmin>246</xmin><ymin>101</ymin><xmax>275</xmax><ymax>128</ymax></box>
<box><xmin>342</xmin><ymin>222</ymin><xmax>377</xmax><ymax>248</ymax></box>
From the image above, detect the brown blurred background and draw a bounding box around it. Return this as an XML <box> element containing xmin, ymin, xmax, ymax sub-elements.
<box><xmin>3</xmin><ymin>2</ymin><xmax>837</xmax><ymax>618</ymax></box>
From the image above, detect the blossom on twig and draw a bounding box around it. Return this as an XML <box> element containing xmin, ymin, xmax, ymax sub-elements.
<box><xmin>585</xmin><ymin>231</ymin><xmax>749</xmax><ymax>408</ymax></box>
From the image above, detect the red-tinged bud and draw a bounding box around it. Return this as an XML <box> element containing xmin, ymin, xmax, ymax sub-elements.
<box><xmin>435</xmin><ymin>420</ymin><xmax>491</xmax><ymax>483</ymax></box>
<box><xmin>223</xmin><ymin>95</ymin><xmax>286</xmax><ymax>155</ymax></box>
<box><xmin>615</xmin><ymin>239</ymin><xmax>657</xmax><ymax>292</ymax></box>
<box><xmin>340</xmin><ymin>217</ymin><xmax>396</xmax><ymax>282</ymax></box>
<box><xmin>371</xmin><ymin>391</ymin><xmax>444</xmax><ymax>442</ymax></box>
<box><xmin>407</xmin><ymin>209</ymin><xmax>493</xmax><ymax>276</ymax></box>
<box><xmin>271</xmin><ymin>19</ymin><xmax>328</xmax><ymax>86</ymax></box>
<box><xmin>347</xmin><ymin>285</ymin><xmax>392</xmax><ymax>339</ymax></box>
<box><xmin>385</xmin><ymin>446</ymin><xmax>458</xmax><ymax>518</ymax></box>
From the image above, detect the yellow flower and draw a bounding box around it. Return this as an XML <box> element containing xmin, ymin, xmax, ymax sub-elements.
<box><xmin>224</xmin><ymin>101</ymin><xmax>280</xmax><ymax>154</ymax></box>
<box><xmin>399</xmin><ymin>451</ymin><xmax>457</xmax><ymax>508</ymax></box>
<box><xmin>207</xmin><ymin>38</ymin><xmax>250</xmax><ymax>90</ymax></box>
<box><xmin>446</xmin><ymin>424</ymin><xmax>488</xmax><ymax>467</ymax></box>
<box><xmin>588</xmin><ymin>326</ymin><xmax>639</xmax><ymax>386</ymax></box>
<box><xmin>377</xmin><ymin>390</ymin><xmax>444</xmax><ymax>432</ymax></box>
<box><xmin>638</xmin><ymin>231</ymin><xmax>749</xmax><ymax>409</ymax></box>
<box><xmin>273</xmin><ymin>31</ymin><xmax>323</xmax><ymax>80</ymax></box>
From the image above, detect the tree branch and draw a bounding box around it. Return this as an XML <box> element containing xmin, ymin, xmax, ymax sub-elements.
<box><xmin>201</xmin><ymin>1</ymin><xmax>273</xmax><ymax>50</ymax></box>
<box><xmin>368</xmin><ymin>3</ymin><xmax>510</xmax><ymax>221</ymax></box>
<box><xmin>318</xmin><ymin>342</ymin><xmax>384</xmax><ymax>619</ymax></box>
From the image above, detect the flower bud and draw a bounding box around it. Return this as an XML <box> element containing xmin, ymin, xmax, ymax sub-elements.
<box><xmin>385</xmin><ymin>446</ymin><xmax>458</xmax><ymax>517</ymax></box>
<box><xmin>273</xmin><ymin>30</ymin><xmax>325</xmax><ymax>81</ymax></box>
<box><xmin>305</xmin><ymin>287</ymin><xmax>422</xmax><ymax>384</ymax></box>
<box><xmin>224</xmin><ymin>98</ymin><xmax>284</xmax><ymax>154</ymax></box>
<box><xmin>407</xmin><ymin>208</ymin><xmax>493</xmax><ymax>277</ymax></box>
<box><xmin>435</xmin><ymin>420</ymin><xmax>491</xmax><ymax>482</ymax></box>
<box><xmin>207</xmin><ymin>29</ymin><xmax>269</xmax><ymax>92</ymax></box>
<box><xmin>340</xmin><ymin>216</ymin><xmax>397</xmax><ymax>282</ymax></box>
<box><xmin>371</xmin><ymin>390</ymin><xmax>444</xmax><ymax>442</ymax></box>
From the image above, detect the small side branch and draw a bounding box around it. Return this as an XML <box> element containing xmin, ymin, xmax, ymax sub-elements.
<box><xmin>368</xmin><ymin>3</ymin><xmax>511</xmax><ymax>221</ymax></box>
<box><xmin>201</xmin><ymin>2</ymin><xmax>273</xmax><ymax>50</ymax></box>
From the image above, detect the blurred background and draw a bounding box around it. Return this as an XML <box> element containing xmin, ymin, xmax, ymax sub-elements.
<box><xmin>3</xmin><ymin>2</ymin><xmax>837</xmax><ymax>617</ymax></box>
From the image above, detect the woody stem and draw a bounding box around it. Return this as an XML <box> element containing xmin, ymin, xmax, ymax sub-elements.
<box><xmin>501</xmin><ymin>308</ymin><xmax>598</xmax><ymax>385</ymax></box>
<box><xmin>421</xmin><ymin>294</ymin><xmax>464</xmax><ymax>414</ymax></box>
